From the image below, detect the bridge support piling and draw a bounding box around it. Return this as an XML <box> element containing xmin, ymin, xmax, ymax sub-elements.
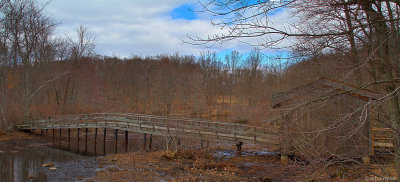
<box><xmin>59</xmin><ymin>129</ymin><xmax>62</xmax><ymax>147</ymax></box>
<box><xmin>125</xmin><ymin>131</ymin><xmax>128</xmax><ymax>153</ymax></box>
<box><xmin>236</xmin><ymin>141</ymin><xmax>243</xmax><ymax>156</ymax></box>
<box><xmin>143</xmin><ymin>133</ymin><xmax>147</xmax><ymax>151</ymax></box>
<box><xmin>45</xmin><ymin>129</ymin><xmax>48</xmax><ymax>143</ymax></box>
<box><xmin>77</xmin><ymin>128</ymin><xmax>80</xmax><ymax>153</ymax></box>
<box><xmin>149</xmin><ymin>134</ymin><xmax>152</xmax><ymax>151</ymax></box>
<box><xmin>41</xmin><ymin>129</ymin><xmax>43</xmax><ymax>135</ymax></box>
<box><xmin>177</xmin><ymin>137</ymin><xmax>181</xmax><ymax>151</ymax></box>
<box><xmin>94</xmin><ymin>128</ymin><xmax>98</xmax><ymax>155</ymax></box>
<box><xmin>201</xmin><ymin>139</ymin><xmax>203</xmax><ymax>148</ymax></box>
<box><xmin>68</xmin><ymin>128</ymin><xmax>70</xmax><ymax>149</ymax></box>
<box><xmin>166</xmin><ymin>137</ymin><xmax>172</xmax><ymax>151</ymax></box>
<box><xmin>85</xmin><ymin>128</ymin><xmax>88</xmax><ymax>154</ymax></box>
<box><xmin>103</xmin><ymin>128</ymin><xmax>106</xmax><ymax>155</ymax></box>
<box><xmin>115</xmin><ymin>129</ymin><xmax>118</xmax><ymax>154</ymax></box>
<box><xmin>52</xmin><ymin>129</ymin><xmax>55</xmax><ymax>145</ymax></box>
<box><xmin>165</xmin><ymin>137</ymin><xmax>168</xmax><ymax>151</ymax></box>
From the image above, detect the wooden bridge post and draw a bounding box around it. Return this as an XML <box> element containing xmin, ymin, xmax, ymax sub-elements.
<box><xmin>215</xmin><ymin>123</ymin><xmax>219</xmax><ymax>139</ymax></box>
<box><xmin>68</xmin><ymin>128</ymin><xmax>70</xmax><ymax>149</ymax></box>
<box><xmin>143</xmin><ymin>133</ymin><xmax>147</xmax><ymax>151</ymax></box>
<box><xmin>77</xmin><ymin>128</ymin><xmax>80</xmax><ymax>153</ymax></box>
<box><xmin>94</xmin><ymin>128</ymin><xmax>98</xmax><ymax>155</ymax></box>
<box><xmin>59</xmin><ymin>129</ymin><xmax>62</xmax><ymax>147</ymax></box>
<box><xmin>234</xmin><ymin>124</ymin><xmax>237</xmax><ymax>141</ymax></box>
<box><xmin>125</xmin><ymin>131</ymin><xmax>128</xmax><ymax>153</ymax></box>
<box><xmin>41</xmin><ymin>129</ymin><xmax>43</xmax><ymax>135</ymax></box>
<box><xmin>201</xmin><ymin>139</ymin><xmax>203</xmax><ymax>148</ymax></box>
<box><xmin>139</xmin><ymin>117</ymin><xmax>141</xmax><ymax>130</ymax></box>
<box><xmin>149</xmin><ymin>134</ymin><xmax>152</xmax><ymax>151</ymax></box>
<box><xmin>166</xmin><ymin>137</ymin><xmax>169</xmax><ymax>151</ymax></box>
<box><xmin>52</xmin><ymin>129</ymin><xmax>55</xmax><ymax>145</ymax></box>
<box><xmin>103</xmin><ymin>128</ymin><xmax>106</xmax><ymax>155</ymax></box>
<box><xmin>253</xmin><ymin>127</ymin><xmax>256</xmax><ymax>143</ymax></box>
<box><xmin>236</xmin><ymin>141</ymin><xmax>243</xmax><ymax>156</ymax></box>
<box><xmin>166</xmin><ymin>136</ymin><xmax>172</xmax><ymax>151</ymax></box>
<box><xmin>85</xmin><ymin>128</ymin><xmax>88</xmax><ymax>154</ymax></box>
<box><xmin>115</xmin><ymin>129</ymin><xmax>118</xmax><ymax>154</ymax></box>
<box><xmin>177</xmin><ymin>137</ymin><xmax>181</xmax><ymax>151</ymax></box>
<box><xmin>45</xmin><ymin>129</ymin><xmax>48</xmax><ymax>143</ymax></box>
<box><xmin>85</xmin><ymin>114</ymin><xmax>88</xmax><ymax>127</ymax></box>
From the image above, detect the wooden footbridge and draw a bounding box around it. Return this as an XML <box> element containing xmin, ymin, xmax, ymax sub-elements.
<box><xmin>18</xmin><ymin>112</ymin><xmax>396</xmax><ymax>166</ymax></box>
<box><xmin>19</xmin><ymin>113</ymin><xmax>280</xmax><ymax>152</ymax></box>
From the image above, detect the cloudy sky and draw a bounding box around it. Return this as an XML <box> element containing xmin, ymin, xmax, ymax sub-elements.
<box><xmin>47</xmin><ymin>0</ymin><xmax>290</xmax><ymax>58</ymax></box>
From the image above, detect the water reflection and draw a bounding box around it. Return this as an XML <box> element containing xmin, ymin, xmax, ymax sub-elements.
<box><xmin>0</xmin><ymin>124</ymin><xmax>220</xmax><ymax>181</ymax></box>
<box><xmin>43</xmin><ymin>130</ymin><xmax>168</xmax><ymax>156</ymax></box>
<box><xmin>0</xmin><ymin>139</ymin><xmax>86</xmax><ymax>182</ymax></box>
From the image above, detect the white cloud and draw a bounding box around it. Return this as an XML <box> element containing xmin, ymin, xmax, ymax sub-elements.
<box><xmin>46</xmin><ymin>0</ymin><xmax>292</xmax><ymax>57</ymax></box>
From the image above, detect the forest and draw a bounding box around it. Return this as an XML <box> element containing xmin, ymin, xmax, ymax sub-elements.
<box><xmin>0</xmin><ymin>0</ymin><xmax>366</xmax><ymax>130</ymax></box>
<box><xmin>0</xmin><ymin>0</ymin><xmax>399</xmax><ymax>180</ymax></box>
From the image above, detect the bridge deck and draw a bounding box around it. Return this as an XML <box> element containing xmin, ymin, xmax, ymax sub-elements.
<box><xmin>19</xmin><ymin>113</ymin><xmax>280</xmax><ymax>146</ymax></box>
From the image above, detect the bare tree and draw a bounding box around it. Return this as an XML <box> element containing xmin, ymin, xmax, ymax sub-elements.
<box><xmin>225</xmin><ymin>50</ymin><xmax>242</xmax><ymax>105</ymax></box>
<box><xmin>0</xmin><ymin>0</ymin><xmax>56</xmax><ymax>126</ymax></box>
<box><xmin>195</xmin><ymin>0</ymin><xmax>400</xmax><ymax>177</ymax></box>
<box><xmin>68</xmin><ymin>25</ymin><xmax>95</xmax><ymax>62</ymax></box>
<box><xmin>199</xmin><ymin>51</ymin><xmax>220</xmax><ymax>105</ymax></box>
<box><xmin>52</xmin><ymin>38</ymin><xmax>70</xmax><ymax>61</ymax></box>
<box><xmin>245</xmin><ymin>49</ymin><xmax>263</xmax><ymax>106</ymax></box>
<box><xmin>57</xmin><ymin>25</ymin><xmax>95</xmax><ymax>112</ymax></box>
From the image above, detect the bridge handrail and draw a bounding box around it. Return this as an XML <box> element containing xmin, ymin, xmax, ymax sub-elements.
<box><xmin>26</xmin><ymin>113</ymin><xmax>275</xmax><ymax>130</ymax></box>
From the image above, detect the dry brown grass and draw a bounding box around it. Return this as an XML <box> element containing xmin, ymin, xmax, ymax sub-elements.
<box><xmin>93</xmin><ymin>148</ymin><xmax>399</xmax><ymax>182</ymax></box>
<box><xmin>0</xmin><ymin>131</ymin><xmax>36</xmax><ymax>141</ymax></box>
<box><xmin>95</xmin><ymin>150</ymin><xmax>253</xmax><ymax>181</ymax></box>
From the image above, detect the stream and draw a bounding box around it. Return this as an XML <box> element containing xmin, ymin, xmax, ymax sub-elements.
<box><xmin>0</xmin><ymin>131</ymin><xmax>167</xmax><ymax>182</ymax></box>
<box><xmin>0</xmin><ymin>138</ymin><xmax>95</xmax><ymax>181</ymax></box>
<box><xmin>0</xmin><ymin>127</ymin><xmax>276</xmax><ymax>181</ymax></box>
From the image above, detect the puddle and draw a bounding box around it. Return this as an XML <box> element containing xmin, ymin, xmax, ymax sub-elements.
<box><xmin>213</xmin><ymin>149</ymin><xmax>237</xmax><ymax>158</ymax></box>
<box><xmin>236</xmin><ymin>162</ymin><xmax>278</xmax><ymax>167</ymax></box>
<box><xmin>213</xmin><ymin>149</ymin><xmax>278</xmax><ymax>159</ymax></box>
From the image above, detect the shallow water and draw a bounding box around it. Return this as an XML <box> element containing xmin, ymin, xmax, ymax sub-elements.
<box><xmin>0</xmin><ymin>131</ymin><xmax>171</xmax><ymax>181</ymax></box>
<box><xmin>40</xmin><ymin>129</ymin><xmax>168</xmax><ymax>155</ymax></box>
<box><xmin>0</xmin><ymin>138</ymin><xmax>93</xmax><ymax>182</ymax></box>
<box><xmin>213</xmin><ymin>149</ymin><xmax>278</xmax><ymax>159</ymax></box>
<box><xmin>0</xmin><ymin>127</ymin><xmax>274</xmax><ymax>181</ymax></box>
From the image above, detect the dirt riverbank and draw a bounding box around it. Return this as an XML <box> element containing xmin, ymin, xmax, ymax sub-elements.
<box><xmin>0</xmin><ymin>131</ymin><xmax>37</xmax><ymax>141</ymax></box>
<box><xmin>94</xmin><ymin>150</ymin><xmax>287</xmax><ymax>181</ymax></box>
<box><xmin>93</xmin><ymin>149</ymin><xmax>398</xmax><ymax>181</ymax></box>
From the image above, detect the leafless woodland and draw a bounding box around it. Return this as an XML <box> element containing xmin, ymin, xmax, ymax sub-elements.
<box><xmin>0</xmin><ymin>0</ymin><xmax>399</xmax><ymax>180</ymax></box>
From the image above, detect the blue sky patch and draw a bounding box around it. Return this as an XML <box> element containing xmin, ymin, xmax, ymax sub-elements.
<box><xmin>170</xmin><ymin>3</ymin><xmax>197</xmax><ymax>20</ymax></box>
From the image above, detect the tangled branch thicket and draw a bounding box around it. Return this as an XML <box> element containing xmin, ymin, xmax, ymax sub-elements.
<box><xmin>195</xmin><ymin>0</ymin><xmax>400</xmax><ymax>178</ymax></box>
